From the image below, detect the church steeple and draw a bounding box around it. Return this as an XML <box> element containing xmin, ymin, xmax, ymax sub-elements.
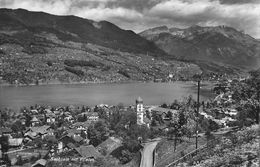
<box><xmin>136</xmin><ymin>97</ymin><xmax>144</xmax><ymax>125</ymax></box>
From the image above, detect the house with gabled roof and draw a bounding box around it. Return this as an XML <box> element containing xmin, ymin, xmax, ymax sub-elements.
<box><xmin>74</xmin><ymin>145</ymin><xmax>101</xmax><ymax>159</ymax></box>
<box><xmin>31</xmin><ymin>159</ymin><xmax>47</xmax><ymax>167</ymax></box>
<box><xmin>30</xmin><ymin>109</ymin><xmax>38</xmax><ymax>114</ymax></box>
<box><xmin>64</xmin><ymin>114</ymin><xmax>74</xmax><ymax>123</ymax></box>
<box><xmin>46</xmin><ymin>113</ymin><xmax>56</xmax><ymax>124</ymax></box>
<box><xmin>31</xmin><ymin>116</ymin><xmax>40</xmax><ymax>127</ymax></box>
<box><xmin>58</xmin><ymin>132</ymin><xmax>84</xmax><ymax>153</ymax></box>
<box><xmin>72</xmin><ymin>121</ymin><xmax>92</xmax><ymax>131</ymax></box>
<box><xmin>151</xmin><ymin>107</ymin><xmax>178</xmax><ymax>120</ymax></box>
<box><xmin>24</xmin><ymin>125</ymin><xmax>53</xmax><ymax>140</ymax></box>
<box><xmin>8</xmin><ymin>138</ymin><xmax>23</xmax><ymax>147</ymax></box>
<box><xmin>97</xmin><ymin>137</ymin><xmax>122</xmax><ymax>156</ymax></box>
<box><xmin>58</xmin><ymin>135</ymin><xmax>75</xmax><ymax>153</ymax></box>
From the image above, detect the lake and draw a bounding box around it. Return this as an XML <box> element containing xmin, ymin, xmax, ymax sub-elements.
<box><xmin>0</xmin><ymin>82</ymin><xmax>214</xmax><ymax>110</ymax></box>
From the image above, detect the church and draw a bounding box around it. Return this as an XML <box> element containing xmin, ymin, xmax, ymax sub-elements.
<box><xmin>135</xmin><ymin>97</ymin><xmax>150</xmax><ymax>127</ymax></box>
<box><xmin>136</xmin><ymin>97</ymin><xmax>144</xmax><ymax>125</ymax></box>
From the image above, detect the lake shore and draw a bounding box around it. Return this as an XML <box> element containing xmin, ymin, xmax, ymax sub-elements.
<box><xmin>0</xmin><ymin>80</ymin><xmax>147</xmax><ymax>87</ymax></box>
<box><xmin>0</xmin><ymin>79</ymin><xmax>216</xmax><ymax>88</ymax></box>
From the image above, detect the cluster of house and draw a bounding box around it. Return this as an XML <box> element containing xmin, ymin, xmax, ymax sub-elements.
<box><xmin>0</xmin><ymin>98</ymin><xmax>185</xmax><ymax>166</ymax></box>
<box><xmin>200</xmin><ymin>107</ymin><xmax>238</xmax><ymax>127</ymax></box>
<box><xmin>0</xmin><ymin>106</ymin><xmax>110</xmax><ymax>166</ymax></box>
<box><xmin>22</xmin><ymin>107</ymin><xmax>99</xmax><ymax>126</ymax></box>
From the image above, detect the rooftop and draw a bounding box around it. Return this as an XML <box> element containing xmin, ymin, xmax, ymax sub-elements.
<box><xmin>31</xmin><ymin>159</ymin><xmax>47</xmax><ymax>167</ymax></box>
<box><xmin>151</xmin><ymin>107</ymin><xmax>178</xmax><ymax>115</ymax></box>
<box><xmin>75</xmin><ymin>145</ymin><xmax>101</xmax><ymax>158</ymax></box>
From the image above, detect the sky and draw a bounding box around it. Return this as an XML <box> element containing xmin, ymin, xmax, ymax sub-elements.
<box><xmin>0</xmin><ymin>0</ymin><xmax>259</xmax><ymax>38</ymax></box>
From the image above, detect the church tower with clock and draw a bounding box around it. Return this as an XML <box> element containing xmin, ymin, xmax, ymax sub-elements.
<box><xmin>136</xmin><ymin>97</ymin><xmax>144</xmax><ymax>125</ymax></box>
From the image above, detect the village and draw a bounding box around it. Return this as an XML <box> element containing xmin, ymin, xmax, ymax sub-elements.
<box><xmin>1</xmin><ymin>76</ymin><xmax>253</xmax><ymax>167</ymax></box>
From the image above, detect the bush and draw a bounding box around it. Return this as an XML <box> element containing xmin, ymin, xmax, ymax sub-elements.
<box><xmin>119</xmin><ymin>149</ymin><xmax>133</xmax><ymax>164</ymax></box>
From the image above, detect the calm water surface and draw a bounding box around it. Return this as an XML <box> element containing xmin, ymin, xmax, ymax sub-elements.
<box><xmin>0</xmin><ymin>82</ymin><xmax>214</xmax><ymax>110</ymax></box>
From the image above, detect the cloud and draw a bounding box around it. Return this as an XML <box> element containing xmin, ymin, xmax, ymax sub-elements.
<box><xmin>146</xmin><ymin>0</ymin><xmax>260</xmax><ymax>38</ymax></box>
<box><xmin>0</xmin><ymin>0</ymin><xmax>259</xmax><ymax>38</ymax></box>
<box><xmin>72</xmin><ymin>6</ymin><xmax>143</xmax><ymax>22</ymax></box>
<box><xmin>0</xmin><ymin>0</ymin><xmax>73</xmax><ymax>15</ymax></box>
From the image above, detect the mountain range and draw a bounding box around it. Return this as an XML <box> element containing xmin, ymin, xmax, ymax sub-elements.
<box><xmin>0</xmin><ymin>8</ymin><xmax>166</xmax><ymax>56</ymax></box>
<box><xmin>0</xmin><ymin>8</ymin><xmax>199</xmax><ymax>85</ymax></box>
<box><xmin>140</xmin><ymin>25</ymin><xmax>260</xmax><ymax>72</ymax></box>
<box><xmin>0</xmin><ymin>8</ymin><xmax>259</xmax><ymax>85</ymax></box>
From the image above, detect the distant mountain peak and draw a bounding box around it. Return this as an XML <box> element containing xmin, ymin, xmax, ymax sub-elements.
<box><xmin>140</xmin><ymin>24</ymin><xmax>260</xmax><ymax>72</ymax></box>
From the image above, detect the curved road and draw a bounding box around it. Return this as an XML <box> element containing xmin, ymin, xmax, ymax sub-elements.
<box><xmin>140</xmin><ymin>140</ymin><xmax>160</xmax><ymax>167</ymax></box>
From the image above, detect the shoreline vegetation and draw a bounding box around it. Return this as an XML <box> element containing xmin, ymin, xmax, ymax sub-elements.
<box><xmin>0</xmin><ymin>79</ymin><xmax>216</xmax><ymax>88</ymax></box>
<box><xmin>0</xmin><ymin>80</ymin><xmax>143</xmax><ymax>87</ymax></box>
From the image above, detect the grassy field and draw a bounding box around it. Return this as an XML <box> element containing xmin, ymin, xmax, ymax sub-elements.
<box><xmin>155</xmin><ymin>136</ymin><xmax>207</xmax><ymax>167</ymax></box>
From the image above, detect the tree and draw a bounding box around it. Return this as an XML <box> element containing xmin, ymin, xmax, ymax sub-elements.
<box><xmin>117</xmin><ymin>103</ymin><xmax>125</xmax><ymax>110</ymax></box>
<box><xmin>166</xmin><ymin>111</ymin><xmax>173</xmax><ymax>120</ymax></box>
<box><xmin>152</xmin><ymin>111</ymin><xmax>164</xmax><ymax>125</ymax></box>
<box><xmin>167</xmin><ymin>122</ymin><xmax>181</xmax><ymax>151</ymax></box>
<box><xmin>0</xmin><ymin>135</ymin><xmax>9</xmax><ymax>153</ymax></box>
<box><xmin>145</xmin><ymin>110</ymin><xmax>151</xmax><ymax>120</ymax></box>
<box><xmin>87</xmin><ymin>120</ymin><xmax>109</xmax><ymax>146</ymax></box>
<box><xmin>25</xmin><ymin>113</ymin><xmax>32</xmax><ymax>127</ymax></box>
<box><xmin>170</xmin><ymin>100</ymin><xmax>180</xmax><ymax>110</ymax></box>
<box><xmin>178</xmin><ymin>110</ymin><xmax>186</xmax><ymax>127</ymax></box>
<box><xmin>0</xmin><ymin>109</ymin><xmax>9</xmax><ymax>122</ymax></box>
<box><xmin>109</xmin><ymin>107</ymin><xmax>123</xmax><ymax>130</ymax></box>
<box><xmin>81</xmin><ymin>106</ymin><xmax>86</xmax><ymax>113</ymax></box>
<box><xmin>96</xmin><ymin>107</ymin><xmax>108</xmax><ymax>120</ymax></box>
<box><xmin>160</xmin><ymin>103</ymin><xmax>168</xmax><ymax>108</ymax></box>
<box><xmin>119</xmin><ymin>149</ymin><xmax>133</xmax><ymax>164</ymax></box>
<box><xmin>201</xmin><ymin>118</ymin><xmax>209</xmax><ymax>132</ymax></box>
<box><xmin>205</xmin><ymin>130</ymin><xmax>215</xmax><ymax>148</ymax></box>
<box><xmin>231</xmin><ymin>71</ymin><xmax>260</xmax><ymax>124</ymax></box>
<box><xmin>114</xmin><ymin>110</ymin><xmax>136</xmax><ymax>132</ymax></box>
<box><xmin>11</xmin><ymin>120</ymin><xmax>24</xmax><ymax>133</ymax></box>
<box><xmin>151</xmin><ymin>119</ymin><xmax>157</xmax><ymax>127</ymax></box>
<box><xmin>236</xmin><ymin>100</ymin><xmax>258</xmax><ymax>126</ymax></box>
<box><xmin>65</xmin><ymin>106</ymin><xmax>69</xmax><ymax>112</ymax></box>
<box><xmin>183</xmin><ymin>119</ymin><xmax>196</xmax><ymax>140</ymax></box>
<box><xmin>208</xmin><ymin>119</ymin><xmax>219</xmax><ymax>131</ymax></box>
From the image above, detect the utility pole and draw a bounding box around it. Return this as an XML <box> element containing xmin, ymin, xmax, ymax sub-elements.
<box><xmin>196</xmin><ymin>79</ymin><xmax>200</xmax><ymax>150</ymax></box>
<box><xmin>193</xmin><ymin>73</ymin><xmax>201</xmax><ymax>152</ymax></box>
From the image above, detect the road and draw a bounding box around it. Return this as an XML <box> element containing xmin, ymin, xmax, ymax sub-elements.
<box><xmin>140</xmin><ymin>140</ymin><xmax>160</xmax><ymax>167</ymax></box>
